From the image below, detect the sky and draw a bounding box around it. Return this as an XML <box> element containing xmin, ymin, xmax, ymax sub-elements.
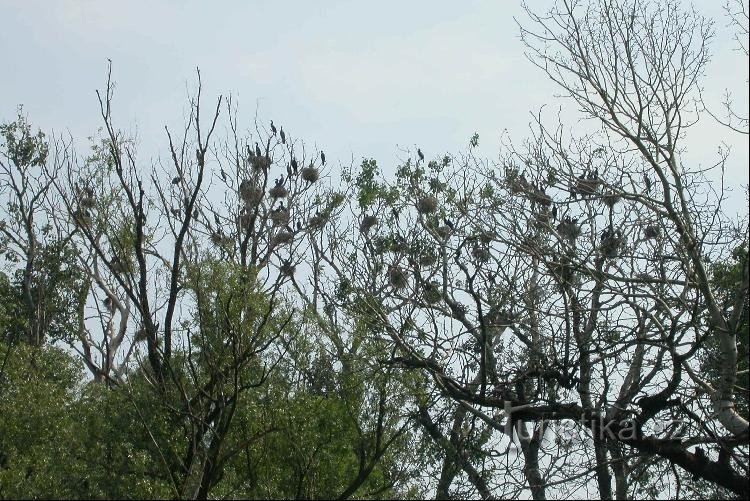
<box><xmin>1</xmin><ymin>0</ymin><xmax>748</xmax><ymax>214</ymax></box>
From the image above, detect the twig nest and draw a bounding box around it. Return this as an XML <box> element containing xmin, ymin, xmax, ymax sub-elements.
<box><xmin>436</xmin><ymin>225</ymin><xmax>452</xmax><ymax>240</ymax></box>
<box><xmin>110</xmin><ymin>255</ymin><xmax>130</xmax><ymax>274</ymax></box>
<box><xmin>237</xmin><ymin>211</ymin><xmax>252</xmax><ymax>229</ymax></box>
<box><xmin>556</xmin><ymin>217</ymin><xmax>581</xmax><ymax>241</ymax></box>
<box><xmin>423</xmin><ymin>281</ymin><xmax>442</xmax><ymax>304</ymax></box>
<box><xmin>240</xmin><ymin>180</ymin><xmax>263</xmax><ymax>205</ymax></box>
<box><xmin>643</xmin><ymin>225</ymin><xmax>660</xmax><ymax>240</ymax></box>
<box><xmin>251</xmin><ymin>154</ymin><xmax>271</xmax><ymax>172</ymax></box>
<box><xmin>360</xmin><ymin>215</ymin><xmax>378</xmax><ymax>234</ymax></box>
<box><xmin>419</xmin><ymin>251</ymin><xmax>438</xmax><ymax>267</ymax></box>
<box><xmin>603</xmin><ymin>191</ymin><xmax>621</xmax><ymax>208</ymax></box>
<box><xmin>388</xmin><ymin>265</ymin><xmax>408</xmax><ymax>289</ymax></box>
<box><xmin>527</xmin><ymin>187</ymin><xmax>552</xmax><ymax>207</ymax></box>
<box><xmin>600</xmin><ymin>228</ymin><xmax>625</xmax><ymax>259</ymax></box>
<box><xmin>210</xmin><ymin>232</ymin><xmax>225</xmax><ymax>246</ymax></box>
<box><xmin>574</xmin><ymin>177</ymin><xmax>602</xmax><ymax>196</ymax></box>
<box><xmin>308</xmin><ymin>212</ymin><xmax>327</xmax><ymax>230</ymax></box>
<box><xmin>417</xmin><ymin>196</ymin><xmax>439</xmax><ymax>214</ymax></box>
<box><xmin>271</xmin><ymin>207</ymin><xmax>290</xmax><ymax>227</ymax></box>
<box><xmin>553</xmin><ymin>257</ymin><xmax>575</xmax><ymax>287</ymax></box>
<box><xmin>269</xmin><ymin>184</ymin><xmax>288</xmax><ymax>199</ymax></box>
<box><xmin>271</xmin><ymin>230</ymin><xmax>294</xmax><ymax>247</ymax></box>
<box><xmin>73</xmin><ymin>208</ymin><xmax>91</xmax><ymax>227</ymax></box>
<box><xmin>279</xmin><ymin>260</ymin><xmax>296</xmax><ymax>277</ymax></box>
<box><xmin>534</xmin><ymin>208</ymin><xmax>552</xmax><ymax>226</ymax></box>
<box><xmin>301</xmin><ymin>165</ymin><xmax>320</xmax><ymax>183</ymax></box>
<box><xmin>472</xmin><ymin>244</ymin><xmax>491</xmax><ymax>262</ymax></box>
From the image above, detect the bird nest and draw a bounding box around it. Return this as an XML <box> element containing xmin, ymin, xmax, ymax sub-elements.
<box><xmin>600</xmin><ymin>229</ymin><xmax>625</xmax><ymax>259</ymax></box>
<box><xmin>423</xmin><ymin>282</ymin><xmax>442</xmax><ymax>304</ymax></box>
<box><xmin>417</xmin><ymin>196</ymin><xmax>439</xmax><ymax>214</ymax></box>
<box><xmin>271</xmin><ymin>208</ymin><xmax>290</xmax><ymax>227</ymax></box>
<box><xmin>271</xmin><ymin>230</ymin><xmax>293</xmax><ymax>247</ymax></box>
<box><xmin>472</xmin><ymin>244</ymin><xmax>491</xmax><ymax>262</ymax></box>
<box><xmin>250</xmin><ymin>154</ymin><xmax>271</xmax><ymax>172</ymax></box>
<box><xmin>360</xmin><ymin>215</ymin><xmax>378</xmax><ymax>234</ymax></box>
<box><xmin>388</xmin><ymin>265</ymin><xmax>408</xmax><ymax>289</ymax></box>
<box><xmin>574</xmin><ymin>177</ymin><xmax>602</xmax><ymax>196</ymax></box>
<box><xmin>279</xmin><ymin>261</ymin><xmax>296</xmax><ymax>277</ymax></box>
<box><xmin>308</xmin><ymin>212</ymin><xmax>327</xmax><ymax>230</ymax></box>
<box><xmin>269</xmin><ymin>185</ymin><xmax>288</xmax><ymax>199</ymax></box>
<box><xmin>419</xmin><ymin>251</ymin><xmax>438</xmax><ymax>267</ymax></box>
<box><xmin>240</xmin><ymin>180</ymin><xmax>263</xmax><ymax>205</ymax></box>
<box><xmin>644</xmin><ymin>225</ymin><xmax>660</xmax><ymax>240</ymax></box>
<box><xmin>301</xmin><ymin>166</ymin><xmax>320</xmax><ymax>183</ymax></box>
<box><xmin>556</xmin><ymin>218</ymin><xmax>581</xmax><ymax>240</ymax></box>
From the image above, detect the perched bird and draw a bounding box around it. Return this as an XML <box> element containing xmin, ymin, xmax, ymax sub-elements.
<box><xmin>321</xmin><ymin>151</ymin><xmax>326</xmax><ymax>166</ymax></box>
<box><xmin>280</xmin><ymin>127</ymin><xmax>286</xmax><ymax>144</ymax></box>
<box><xmin>291</xmin><ymin>158</ymin><xmax>298</xmax><ymax>174</ymax></box>
<box><xmin>255</xmin><ymin>142</ymin><xmax>262</xmax><ymax>157</ymax></box>
<box><xmin>220</xmin><ymin>168</ymin><xmax>227</xmax><ymax>182</ymax></box>
<box><xmin>643</xmin><ymin>172</ymin><xmax>652</xmax><ymax>192</ymax></box>
<box><xmin>270</xmin><ymin>120</ymin><xmax>277</xmax><ymax>135</ymax></box>
<box><xmin>443</xmin><ymin>217</ymin><xmax>455</xmax><ymax>231</ymax></box>
<box><xmin>552</xmin><ymin>205</ymin><xmax>558</xmax><ymax>220</ymax></box>
<box><xmin>172</xmin><ymin>176</ymin><xmax>181</xmax><ymax>185</ymax></box>
<box><xmin>417</xmin><ymin>148</ymin><xmax>424</xmax><ymax>163</ymax></box>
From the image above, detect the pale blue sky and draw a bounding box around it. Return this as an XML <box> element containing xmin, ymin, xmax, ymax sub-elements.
<box><xmin>1</xmin><ymin>0</ymin><xmax>747</xmax><ymax>213</ymax></box>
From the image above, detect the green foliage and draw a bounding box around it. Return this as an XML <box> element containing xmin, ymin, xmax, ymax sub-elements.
<box><xmin>0</xmin><ymin>108</ymin><xmax>48</xmax><ymax>169</ymax></box>
<box><xmin>703</xmin><ymin>245</ymin><xmax>749</xmax><ymax>417</ymax></box>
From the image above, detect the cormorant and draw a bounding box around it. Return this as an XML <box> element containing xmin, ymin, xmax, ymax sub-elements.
<box><xmin>321</xmin><ymin>151</ymin><xmax>326</xmax><ymax>165</ymax></box>
<box><xmin>270</xmin><ymin>121</ymin><xmax>277</xmax><ymax>135</ymax></box>
<box><xmin>291</xmin><ymin>158</ymin><xmax>298</xmax><ymax>174</ymax></box>
<box><xmin>417</xmin><ymin>148</ymin><xmax>424</xmax><ymax>162</ymax></box>
<box><xmin>280</xmin><ymin>127</ymin><xmax>286</xmax><ymax>144</ymax></box>
<box><xmin>255</xmin><ymin>142</ymin><xmax>262</xmax><ymax>157</ymax></box>
<box><xmin>443</xmin><ymin>217</ymin><xmax>455</xmax><ymax>231</ymax></box>
<box><xmin>643</xmin><ymin>172</ymin><xmax>652</xmax><ymax>192</ymax></box>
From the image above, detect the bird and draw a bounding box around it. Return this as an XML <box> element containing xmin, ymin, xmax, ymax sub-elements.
<box><xmin>270</xmin><ymin>121</ymin><xmax>277</xmax><ymax>135</ymax></box>
<box><xmin>320</xmin><ymin>151</ymin><xmax>326</xmax><ymax>166</ymax></box>
<box><xmin>443</xmin><ymin>217</ymin><xmax>455</xmax><ymax>231</ymax></box>
<box><xmin>552</xmin><ymin>205</ymin><xmax>558</xmax><ymax>220</ymax></box>
<box><xmin>172</xmin><ymin>176</ymin><xmax>181</xmax><ymax>185</ymax></box>
<box><xmin>255</xmin><ymin>142</ymin><xmax>262</xmax><ymax>157</ymax></box>
<box><xmin>417</xmin><ymin>148</ymin><xmax>424</xmax><ymax>163</ymax></box>
<box><xmin>643</xmin><ymin>172</ymin><xmax>652</xmax><ymax>192</ymax></box>
<box><xmin>291</xmin><ymin>158</ymin><xmax>298</xmax><ymax>174</ymax></box>
<box><xmin>220</xmin><ymin>168</ymin><xmax>227</xmax><ymax>182</ymax></box>
<box><xmin>280</xmin><ymin>127</ymin><xmax>286</xmax><ymax>144</ymax></box>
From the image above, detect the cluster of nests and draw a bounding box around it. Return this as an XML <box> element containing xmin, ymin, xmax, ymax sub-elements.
<box><xmin>386</xmin><ymin>265</ymin><xmax>443</xmax><ymax>304</ymax></box>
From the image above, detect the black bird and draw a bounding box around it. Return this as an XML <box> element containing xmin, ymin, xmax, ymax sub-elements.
<box><xmin>220</xmin><ymin>169</ymin><xmax>227</xmax><ymax>182</ymax></box>
<box><xmin>270</xmin><ymin>121</ymin><xmax>277</xmax><ymax>135</ymax></box>
<box><xmin>246</xmin><ymin>144</ymin><xmax>253</xmax><ymax>159</ymax></box>
<box><xmin>643</xmin><ymin>172</ymin><xmax>652</xmax><ymax>192</ymax></box>
<box><xmin>296</xmin><ymin>220</ymin><xmax>302</xmax><ymax>231</ymax></box>
<box><xmin>291</xmin><ymin>158</ymin><xmax>298</xmax><ymax>174</ymax></box>
<box><xmin>417</xmin><ymin>148</ymin><xmax>424</xmax><ymax>163</ymax></box>
<box><xmin>214</xmin><ymin>213</ymin><xmax>221</xmax><ymax>226</ymax></box>
<box><xmin>320</xmin><ymin>151</ymin><xmax>326</xmax><ymax>166</ymax></box>
<box><xmin>255</xmin><ymin>142</ymin><xmax>262</xmax><ymax>157</ymax></box>
<box><xmin>280</xmin><ymin>127</ymin><xmax>286</xmax><ymax>144</ymax></box>
<box><xmin>443</xmin><ymin>217</ymin><xmax>455</xmax><ymax>231</ymax></box>
<box><xmin>551</xmin><ymin>205</ymin><xmax>558</xmax><ymax>220</ymax></box>
<box><xmin>172</xmin><ymin>176</ymin><xmax>181</xmax><ymax>185</ymax></box>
